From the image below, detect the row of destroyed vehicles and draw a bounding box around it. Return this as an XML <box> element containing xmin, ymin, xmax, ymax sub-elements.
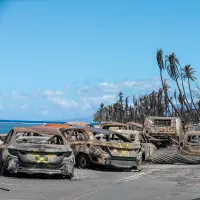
<box><xmin>0</xmin><ymin>117</ymin><xmax>200</xmax><ymax>179</ymax></box>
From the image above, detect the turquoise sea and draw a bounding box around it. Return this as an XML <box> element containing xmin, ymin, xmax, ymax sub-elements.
<box><xmin>0</xmin><ymin>120</ymin><xmax>97</xmax><ymax>134</ymax></box>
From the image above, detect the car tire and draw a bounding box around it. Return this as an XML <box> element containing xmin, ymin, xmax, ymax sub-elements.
<box><xmin>76</xmin><ymin>153</ymin><xmax>91</xmax><ymax>169</ymax></box>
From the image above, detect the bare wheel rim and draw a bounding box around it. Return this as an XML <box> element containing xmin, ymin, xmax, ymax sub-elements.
<box><xmin>79</xmin><ymin>155</ymin><xmax>87</xmax><ymax>168</ymax></box>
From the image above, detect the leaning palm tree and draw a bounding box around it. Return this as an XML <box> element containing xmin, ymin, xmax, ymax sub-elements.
<box><xmin>157</xmin><ymin>49</ymin><xmax>181</xmax><ymax>119</ymax></box>
<box><xmin>174</xmin><ymin>89</ymin><xmax>179</xmax><ymax>108</ymax></box>
<box><xmin>182</xmin><ymin>65</ymin><xmax>198</xmax><ymax>113</ymax></box>
<box><xmin>165</xmin><ymin>52</ymin><xmax>196</xmax><ymax>122</ymax></box>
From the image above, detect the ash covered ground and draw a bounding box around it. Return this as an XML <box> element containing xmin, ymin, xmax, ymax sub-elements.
<box><xmin>1</xmin><ymin>164</ymin><xmax>200</xmax><ymax>200</ymax></box>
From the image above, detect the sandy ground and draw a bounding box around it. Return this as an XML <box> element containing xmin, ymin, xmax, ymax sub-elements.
<box><xmin>1</xmin><ymin>164</ymin><xmax>200</xmax><ymax>200</ymax></box>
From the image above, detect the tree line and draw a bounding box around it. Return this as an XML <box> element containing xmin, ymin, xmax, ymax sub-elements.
<box><xmin>93</xmin><ymin>49</ymin><xmax>200</xmax><ymax>125</ymax></box>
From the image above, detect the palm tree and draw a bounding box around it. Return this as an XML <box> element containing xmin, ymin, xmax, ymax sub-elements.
<box><xmin>165</xmin><ymin>52</ymin><xmax>196</xmax><ymax>122</ymax></box>
<box><xmin>182</xmin><ymin>65</ymin><xmax>198</xmax><ymax>112</ymax></box>
<box><xmin>182</xmin><ymin>65</ymin><xmax>199</xmax><ymax>122</ymax></box>
<box><xmin>174</xmin><ymin>89</ymin><xmax>179</xmax><ymax>108</ymax></box>
<box><xmin>125</xmin><ymin>96</ymin><xmax>129</xmax><ymax>121</ymax></box>
<box><xmin>157</xmin><ymin>49</ymin><xmax>182</xmax><ymax>119</ymax></box>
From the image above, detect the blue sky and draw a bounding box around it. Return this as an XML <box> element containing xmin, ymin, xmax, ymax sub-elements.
<box><xmin>0</xmin><ymin>0</ymin><xmax>199</xmax><ymax>121</ymax></box>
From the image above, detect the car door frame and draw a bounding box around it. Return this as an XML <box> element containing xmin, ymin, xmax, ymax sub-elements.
<box><xmin>0</xmin><ymin>129</ymin><xmax>14</xmax><ymax>166</ymax></box>
<box><xmin>66</xmin><ymin>129</ymin><xmax>89</xmax><ymax>156</ymax></box>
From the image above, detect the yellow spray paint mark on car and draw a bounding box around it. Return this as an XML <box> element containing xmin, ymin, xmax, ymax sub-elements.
<box><xmin>118</xmin><ymin>143</ymin><xmax>129</xmax><ymax>156</ymax></box>
<box><xmin>34</xmin><ymin>150</ymin><xmax>49</xmax><ymax>164</ymax></box>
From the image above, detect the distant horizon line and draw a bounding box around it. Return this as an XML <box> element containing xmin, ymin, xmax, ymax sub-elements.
<box><xmin>0</xmin><ymin>117</ymin><xmax>93</xmax><ymax>123</ymax></box>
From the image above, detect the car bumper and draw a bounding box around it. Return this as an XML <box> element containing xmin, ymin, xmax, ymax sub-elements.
<box><xmin>105</xmin><ymin>159</ymin><xmax>138</xmax><ymax>169</ymax></box>
<box><xmin>18</xmin><ymin>167</ymin><xmax>72</xmax><ymax>175</ymax></box>
<box><xmin>4</xmin><ymin>157</ymin><xmax>74</xmax><ymax>176</ymax></box>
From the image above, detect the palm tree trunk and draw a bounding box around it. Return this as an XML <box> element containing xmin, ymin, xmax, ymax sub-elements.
<box><xmin>160</xmin><ymin>70</ymin><xmax>182</xmax><ymax>119</ymax></box>
<box><xmin>180</xmin><ymin>73</ymin><xmax>192</xmax><ymax>111</ymax></box>
<box><xmin>176</xmin><ymin>78</ymin><xmax>197</xmax><ymax>123</ymax></box>
<box><xmin>188</xmin><ymin>78</ymin><xmax>199</xmax><ymax>115</ymax></box>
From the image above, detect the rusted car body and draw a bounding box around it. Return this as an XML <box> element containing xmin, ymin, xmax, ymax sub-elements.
<box><xmin>0</xmin><ymin>134</ymin><xmax>6</xmax><ymax>145</ymax></box>
<box><xmin>113</xmin><ymin>129</ymin><xmax>157</xmax><ymax>162</ymax></box>
<box><xmin>184</xmin><ymin>124</ymin><xmax>200</xmax><ymax>133</ymax></box>
<box><xmin>180</xmin><ymin>131</ymin><xmax>200</xmax><ymax>156</ymax></box>
<box><xmin>65</xmin><ymin>122</ymin><xmax>94</xmax><ymax>127</ymax></box>
<box><xmin>143</xmin><ymin>117</ymin><xmax>183</xmax><ymax>147</ymax></box>
<box><xmin>100</xmin><ymin>122</ymin><xmax>133</xmax><ymax>131</ymax></box>
<box><xmin>185</xmin><ymin>125</ymin><xmax>195</xmax><ymax>133</ymax></box>
<box><xmin>100</xmin><ymin>122</ymin><xmax>156</xmax><ymax>161</ymax></box>
<box><xmin>0</xmin><ymin>127</ymin><xmax>75</xmax><ymax>178</ymax></box>
<box><xmin>126</xmin><ymin>122</ymin><xmax>143</xmax><ymax>131</ymax></box>
<box><xmin>59</xmin><ymin>127</ymin><xmax>142</xmax><ymax>170</ymax></box>
<box><xmin>44</xmin><ymin>124</ymin><xmax>71</xmax><ymax>128</ymax></box>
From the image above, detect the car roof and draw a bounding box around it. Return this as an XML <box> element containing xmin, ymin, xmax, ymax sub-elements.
<box><xmin>13</xmin><ymin>126</ymin><xmax>61</xmax><ymax>135</ymax></box>
<box><xmin>65</xmin><ymin>122</ymin><xmax>93</xmax><ymax>127</ymax></box>
<box><xmin>101</xmin><ymin>122</ymin><xmax>128</xmax><ymax>126</ymax></box>
<box><xmin>44</xmin><ymin>123</ymin><xmax>71</xmax><ymax>128</ymax></box>
<box><xmin>126</xmin><ymin>122</ymin><xmax>143</xmax><ymax>128</ymax></box>
<box><xmin>61</xmin><ymin>126</ymin><xmax>125</xmax><ymax>135</ymax></box>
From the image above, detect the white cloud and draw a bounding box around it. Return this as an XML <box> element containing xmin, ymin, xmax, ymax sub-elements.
<box><xmin>99</xmin><ymin>82</ymin><xmax>121</xmax><ymax>92</ymax></box>
<box><xmin>49</xmin><ymin>97</ymin><xmax>78</xmax><ymax>109</ymax></box>
<box><xmin>124</xmin><ymin>81</ymin><xmax>137</xmax><ymax>87</ymax></box>
<box><xmin>34</xmin><ymin>89</ymin><xmax>65</xmax><ymax>99</ymax></box>
<box><xmin>43</xmin><ymin>90</ymin><xmax>64</xmax><ymax>97</ymax></box>
<box><xmin>80</xmin><ymin>95</ymin><xmax>116</xmax><ymax>110</ymax></box>
<box><xmin>10</xmin><ymin>91</ymin><xmax>29</xmax><ymax>100</ymax></box>
<box><xmin>77</xmin><ymin>82</ymin><xmax>121</xmax><ymax>98</ymax></box>
<box><xmin>124</xmin><ymin>78</ymin><xmax>161</xmax><ymax>90</ymax></box>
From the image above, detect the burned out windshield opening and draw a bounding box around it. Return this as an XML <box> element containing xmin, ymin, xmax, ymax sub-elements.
<box><xmin>15</xmin><ymin>132</ymin><xmax>64</xmax><ymax>145</ymax></box>
<box><xmin>154</xmin><ymin>120</ymin><xmax>171</xmax><ymax>126</ymax></box>
<box><xmin>94</xmin><ymin>132</ymin><xmax>131</xmax><ymax>142</ymax></box>
<box><xmin>187</xmin><ymin>135</ymin><xmax>200</xmax><ymax>144</ymax></box>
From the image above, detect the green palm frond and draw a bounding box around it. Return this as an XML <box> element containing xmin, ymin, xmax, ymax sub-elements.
<box><xmin>157</xmin><ymin>49</ymin><xmax>165</xmax><ymax>70</ymax></box>
<box><xmin>182</xmin><ymin>65</ymin><xmax>196</xmax><ymax>82</ymax></box>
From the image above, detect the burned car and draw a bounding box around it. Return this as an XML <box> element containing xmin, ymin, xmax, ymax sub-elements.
<box><xmin>0</xmin><ymin>127</ymin><xmax>75</xmax><ymax>178</ymax></box>
<box><xmin>59</xmin><ymin>127</ymin><xmax>142</xmax><ymax>170</ymax></box>
<box><xmin>114</xmin><ymin>129</ymin><xmax>157</xmax><ymax>162</ymax></box>
<box><xmin>100</xmin><ymin>122</ymin><xmax>133</xmax><ymax>131</ymax></box>
<box><xmin>65</xmin><ymin>122</ymin><xmax>94</xmax><ymax>127</ymax></box>
<box><xmin>180</xmin><ymin>131</ymin><xmax>200</xmax><ymax>156</ymax></box>
<box><xmin>100</xmin><ymin>122</ymin><xmax>156</xmax><ymax>162</ymax></box>
<box><xmin>126</xmin><ymin>122</ymin><xmax>143</xmax><ymax>131</ymax></box>
<box><xmin>44</xmin><ymin>124</ymin><xmax>71</xmax><ymax>128</ymax></box>
<box><xmin>143</xmin><ymin>117</ymin><xmax>183</xmax><ymax>148</ymax></box>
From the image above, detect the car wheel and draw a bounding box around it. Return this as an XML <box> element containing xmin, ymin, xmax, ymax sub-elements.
<box><xmin>76</xmin><ymin>153</ymin><xmax>91</xmax><ymax>169</ymax></box>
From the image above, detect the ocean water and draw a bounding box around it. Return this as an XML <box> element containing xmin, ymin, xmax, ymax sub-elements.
<box><xmin>0</xmin><ymin>120</ymin><xmax>65</xmax><ymax>134</ymax></box>
<box><xmin>0</xmin><ymin>120</ymin><xmax>97</xmax><ymax>134</ymax></box>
